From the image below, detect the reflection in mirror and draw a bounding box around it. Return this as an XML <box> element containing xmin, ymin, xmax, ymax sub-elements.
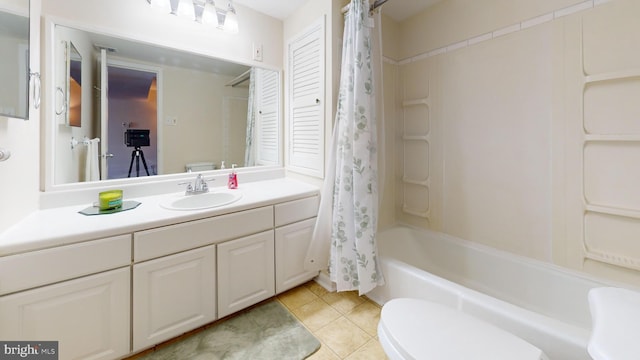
<box><xmin>51</xmin><ymin>24</ymin><xmax>281</xmax><ymax>186</ymax></box>
<box><xmin>0</xmin><ymin>0</ymin><xmax>29</xmax><ymax>119</ymax></box>
<box><xmin>67</xmin><ymin>42</ymin><xmax>82</xmax><ymax>127</ymax></box>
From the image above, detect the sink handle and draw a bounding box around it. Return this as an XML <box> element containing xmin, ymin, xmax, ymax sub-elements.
<box><xmin>178</xmin><ymin>182</ymin><xmax>193</xmax><ymax>194</ymax></box>
<box><xmin>201</xmin><ymin>178</ymin><xmax>215</xmax><ymax>191</ymax></box>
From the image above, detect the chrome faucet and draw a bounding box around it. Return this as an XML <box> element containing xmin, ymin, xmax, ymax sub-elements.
<box><xmin>180</xmin><ymin>174</ymin><xmax>213</xmax><ymax>195</ymax></box>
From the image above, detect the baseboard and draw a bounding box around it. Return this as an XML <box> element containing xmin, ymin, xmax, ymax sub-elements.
<box><xmin>313</xmin><ymin>271</ymin><xmax>336</xmax><ymax>292</ymax></box>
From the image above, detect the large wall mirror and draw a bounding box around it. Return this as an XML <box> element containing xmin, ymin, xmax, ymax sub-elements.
<box><xmin>0</xmin><ymin>0</ymin><xmax>30</xmax><ymax>119</ymax></box>
<box><xmin>50</xmin><ymin>23</ymin><xmax>281</xmax><ymax>186</ymax></box>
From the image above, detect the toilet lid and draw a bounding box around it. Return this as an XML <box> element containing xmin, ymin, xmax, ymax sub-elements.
<box><xmin>379</xmin><ymin>298</ymin><xmax>546</xmax><ymax>360</ymax></box>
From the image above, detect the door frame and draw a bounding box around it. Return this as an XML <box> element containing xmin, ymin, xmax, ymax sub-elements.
<box><xmin>104</xmin><ymin>59</ymin><xmax>163</xmax><ymax>177</ymax></box>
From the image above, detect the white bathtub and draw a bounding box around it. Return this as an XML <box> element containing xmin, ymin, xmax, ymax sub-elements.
<box><xmin>367</xmin><ymin>226</ymin><xmax>613</xmax><ymax>360</ymax></box>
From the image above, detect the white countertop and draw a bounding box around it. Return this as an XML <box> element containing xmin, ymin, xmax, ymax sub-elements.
<box><xmin>0</xmin><ymin>178</ymin><xmax>319</xmax><ymax>257</ymax></box>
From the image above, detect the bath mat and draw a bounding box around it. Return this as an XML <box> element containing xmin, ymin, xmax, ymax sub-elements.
<box><xmin>137</xmin><ymin>300</ymin><xmax>321</xmax><ymax>360</ymax></box>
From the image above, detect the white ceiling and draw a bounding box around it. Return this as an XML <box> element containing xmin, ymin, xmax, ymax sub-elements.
<box><xmin>234</xmin><ymin>0</ymin><xmax>442</xmax><ymax>22</ymax></box>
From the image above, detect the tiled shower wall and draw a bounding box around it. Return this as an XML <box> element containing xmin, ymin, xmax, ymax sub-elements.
<box><xmin>565</xmin><ymin>1</ymin><xmax>640</xmax><ymax>284</ymax></box>
<box><xmin>382</xmin><ymin>0</ymin><xmax>640</xmax><ymax>287</ymax></box>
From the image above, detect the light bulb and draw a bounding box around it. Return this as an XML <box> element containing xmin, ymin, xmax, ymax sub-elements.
<box><xmin>223</xmin><ymin>1</ymin><xmax>238</xmax><ymax>34</ymax></box>
<box><xmin>202</xmin><ymin>0</ymin><xmax>218</xmax><ymax>26</ymax></box>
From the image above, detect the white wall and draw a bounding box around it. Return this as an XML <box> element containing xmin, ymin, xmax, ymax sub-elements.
<box><xmin>41</xmin><ymin>0</ymin><xmax>283</xmax><ymax>70</ymax></box>
<box><xmin>440</xmin><ymin>25</ymin><xmax>553</xmax><ymax>260</ymax></box>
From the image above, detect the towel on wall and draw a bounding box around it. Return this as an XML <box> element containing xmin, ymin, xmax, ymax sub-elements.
<box><xmin>85</xmin><ymin>138</ymin><xmax>100</xmax><ymax>181</ymax></box>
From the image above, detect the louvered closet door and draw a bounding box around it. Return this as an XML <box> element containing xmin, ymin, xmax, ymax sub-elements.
<box><xmin>288</xmin><ymin>18</ymin><xmax>325</xmax><ymax>178</ymax></box>
<box><xmin>256</xmin><ymin>69</ymin><xmax>280</xmax><ymax>165</ymax></box>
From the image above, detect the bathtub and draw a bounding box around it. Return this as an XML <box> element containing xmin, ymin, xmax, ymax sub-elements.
<box><xmin>367</xmin><ymin>226</ymin><xmax>613</xmax><ymax>360</ymax></box>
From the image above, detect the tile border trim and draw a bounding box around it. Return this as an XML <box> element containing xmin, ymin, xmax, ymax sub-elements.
<box><xmin>385</xmin><ymin>0</ymin><xmax>611</xmax><ymax>66</ymax></box>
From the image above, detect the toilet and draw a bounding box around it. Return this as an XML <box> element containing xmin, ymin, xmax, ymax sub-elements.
<box><xmin>185</xmin><ymin>162</ymin><xmax>216</xmax><ymax>172</ymax></box>
<box><xmin>377</xmin><ymin>298</ymin><xmax>548</xmax><ymax>360</ymax></box>
<box><xmin>379</xmin><ymin>289</ymin><xmax>640</xmax><ymax>360</ymax></box>
<box><xmin>587</xmin><ymin>287</ymin><xmax>640</xmax><ymax>360</ymax></box>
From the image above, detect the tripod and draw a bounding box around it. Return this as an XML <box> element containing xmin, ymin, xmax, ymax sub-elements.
<box><xmin>127</xmin><ymin>146</ymin><xmax>150</xmax><ymax>177</ymax></box>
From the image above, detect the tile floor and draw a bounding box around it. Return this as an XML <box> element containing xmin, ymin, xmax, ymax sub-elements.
<box><xmin>127</xmin><ymin>280</ymin><xmax>387</xmax><ymax>359</ymax></box>
<box><xmin>276</xmin><ymin>281</ymin><xmax>387</xmax><ymax>359</ymax></box>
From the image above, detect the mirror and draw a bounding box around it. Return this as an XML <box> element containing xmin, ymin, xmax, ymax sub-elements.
<box><xmin>0</xmin><ymin>0</ymin><xmax>29</xmax><ymax>119</ymax></box>
<box><xmin>67</xmin><ymin>41</ymin><xmax>82</xmax><ymax>127</ymax></box>
<box><xmin>51</xmin><ymin>24</ymin><xmax>281</xmax><ymax>185</ymax></box>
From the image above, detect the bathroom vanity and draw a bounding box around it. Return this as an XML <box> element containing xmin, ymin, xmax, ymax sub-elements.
<box><xmin>0</xmin><ymin>177</ymin><xmax>319</xmax><ymax>359</ymax></box>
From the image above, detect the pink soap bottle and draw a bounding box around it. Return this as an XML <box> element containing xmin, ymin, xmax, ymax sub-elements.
<box><xmin>228</xmin><ymin>164</ymin><xmax>238</xmax><ymax>189</ymax></box>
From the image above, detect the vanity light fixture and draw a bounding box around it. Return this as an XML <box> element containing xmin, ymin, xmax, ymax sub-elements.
<box><xmin>146</xmin><ymin>0</ymin><xmax>239</xmax><ymax>34</ymax></box>
<box><xmin>223</xmin><ymin>0</ymin><xmax>238</xmax><ymax>34</ymax></box>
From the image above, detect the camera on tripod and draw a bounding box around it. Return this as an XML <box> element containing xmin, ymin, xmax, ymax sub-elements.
<box><xmin>124</xmin><ymin>129</ymin><xmax>151</xmax><ymax>177</ymax></box>
<box><xmin>124</xmin><ymin>129</ymin><xmax>150</xmax><ymax>148</ymax></box>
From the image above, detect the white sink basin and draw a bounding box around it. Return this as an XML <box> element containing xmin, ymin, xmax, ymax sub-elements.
<box><xmin>160</xmin><ymin>190</ymin><xmax>242</xmax><ymax>210</ymax></box>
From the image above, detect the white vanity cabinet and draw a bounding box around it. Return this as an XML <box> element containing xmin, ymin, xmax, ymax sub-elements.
<box><xmin>0</xmin><ymin>235</ymin><xmax>131</xmax><ymax>360</ymax></box>
<box><xmin>131</xmin><ymin>206</ymin><xmax>275</xmax><ymax>350</ymax></box>
<box><xmin>274</xmin><ymin>196</ymin><xmax>320</xmax><ymax>293</ymax></box>
<box><xmin>0</xmin><ymin>185</ymin><xmax>320</xmax><ymax>360</ymax></box>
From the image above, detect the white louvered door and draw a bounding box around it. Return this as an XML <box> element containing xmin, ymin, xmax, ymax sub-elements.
<box><xmin>287</xmin><ymin>18</ymin><xmax>325</xmax><ymax>178</ymax></box>
<box><xmin>256</xmin><ymin>69</ymin><xmax>281</xmax><ymax>165</ymax></box>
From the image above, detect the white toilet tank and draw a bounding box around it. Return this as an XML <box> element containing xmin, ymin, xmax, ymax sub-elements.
<box><xmin>185</xmin><ymin>162</ymin><xmax>216</xmax><ymax>172</ymax></box>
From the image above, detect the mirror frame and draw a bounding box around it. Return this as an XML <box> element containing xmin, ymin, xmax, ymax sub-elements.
<box><xmin>42</xmin><ymin>16</ymin><xmax>283</xmax><ymax>192</ymax></box>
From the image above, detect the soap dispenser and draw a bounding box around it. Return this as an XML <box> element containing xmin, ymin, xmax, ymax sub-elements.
<box><xmin>228</xmin><ymin>164</ymin><xmax>238</xmax><ymax>189</ymax></box>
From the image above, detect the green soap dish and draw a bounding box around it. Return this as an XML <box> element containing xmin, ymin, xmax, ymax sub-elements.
<box><xmin>79</xmin><ymin>200</ymin><xmax>142</xmax><ymax>216</ymax></box>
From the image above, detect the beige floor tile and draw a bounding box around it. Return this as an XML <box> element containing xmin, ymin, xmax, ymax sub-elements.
<box><xmin>306</xmin><ymin>343</ymin><xmax>340</xmax><ymax>360</ymax></box>
<box><xmin>315</xmin><ymin>317</ymin><xmax>371</xmax><ymax>358</ymax></box>
<box><xmin>345</xmin><ymin>301</ymin><xmax>381</xmax><ymax>336</ymax></box>
<box><xmin>292</xmin><ymin>298</ymin><xmax>342</xmax><ymax>331</ymax></box>
<box><xmin>322</xmin><ymin>290</ymin><xmax>366</xmax><ymax>314</ymax></box>
<box><xmin>277</xmin><ymin>286</ymin><xmax>319</xmax><ymax>310</ymax></box>
<box><xmin>345</xmin><ymin>338</ymin><xmax>388</xmax><ymax>360</ymax></box>
<box><xmin>306</xmin><ymin>280</ymin><xmax>331</xmax><ymax>297</ymax></box>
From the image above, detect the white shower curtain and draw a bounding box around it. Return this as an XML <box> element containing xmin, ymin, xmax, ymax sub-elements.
<box><xmin>244</xmin><ymin>67</ymin><xmax>257</xmax><ymax>167</ymax></box>
<box><xmin>305</xmin><ymin>0</ymin><xmax>385</xmax><ymax>295</ymax></box>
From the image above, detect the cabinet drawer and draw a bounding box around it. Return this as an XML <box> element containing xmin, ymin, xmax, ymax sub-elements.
<box><xmin>134</xmin><ymin>206</ymin><xmax>273</xmax><ymax>262</ymax></box>
<box><xmin>0</xmin><ymin>234</ymin><xmax>131</xmax><ymax>296</ymax></box>
<box><xmin>274</xmin><ymin>196</ymin><xmax>319</xmax><ymax>227</ymax></box>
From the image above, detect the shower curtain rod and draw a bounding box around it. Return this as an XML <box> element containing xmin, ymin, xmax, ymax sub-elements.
<box><xmin>370</xmin><ymin>0</ymin><xmax>390</xmax><ymax>12</ymax></box>
<box><xmin>226</xmin><ymin>69</ymin><xmax>251</xmax><ymax>87</ymax></box>
<box><xmin>341</xmin><ymin>0</ymin><xmax>390</xmax><ymax>14</ymax></box>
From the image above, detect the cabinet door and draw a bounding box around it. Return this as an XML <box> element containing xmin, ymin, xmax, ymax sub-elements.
<box><xmin>287</xmin><ymin>17</ymin><xmax>325</xmax><ymax>177</ymax></box>
<box><xmin>275</xmin><ymin>218</ymin><xmax>319</xmax><ymax>293</ymax></box>
<box><xmin>133</xmin><ymin>245</ymin><xmax>216</xmax><ymax>351</ymax></box>
<box><xmin>0</xmin><ymin>268</ymin><xmax>130</xmax><ymax>360</ymax></box>
<box><xmin>217</xmin><ymin>231</ymin><xmax>275</xmax><ymax>318</ymax></box>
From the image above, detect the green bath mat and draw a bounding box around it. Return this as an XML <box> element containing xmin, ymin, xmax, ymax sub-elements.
<box><xmin>137</xmin><ymin>300</ymin><xmax>320</xmax><ymax>360</ymax></box>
